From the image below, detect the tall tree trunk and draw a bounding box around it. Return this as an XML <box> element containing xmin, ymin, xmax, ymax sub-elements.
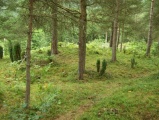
<box><xmin>51</xmin><ymin>0</ymin><xmax>58</xmax><ymax>55</ymax></box>
<box><xmin>79</xmin><ymin>0</ymin><xmax>87</xmax><ymax>80</ymax></box>
<box><xmin>25</xmin><ymin>0</ymin><xmax>33</xmax><ymax>108</ymax></box>
<box><xmin>120</xmin><ymin>23</ymin><xmax>124</xmax><ymax>52</ymax></box>
<box><xmin>117</xmin><ymin>24</ymin><xmax>120</xmax><ymax>49</ymax></box>
<box><xmin>109</xmin><ymin>22</ymin><xmax>114</xmax><ymax>47</ymax></box>
<box><xmin>146</xmin><ymin>0</ymin><xmax>155</xmax><ymax>57</ymax></box>
<box><xmin>105</xmin><ymin>31</ymin><xmax>108</xmax><ymax>43</ymax></box>
<box><xmin>112</xmin><ymin>0</ymin><xmax>119</xmax><ymax>62</ymax></box>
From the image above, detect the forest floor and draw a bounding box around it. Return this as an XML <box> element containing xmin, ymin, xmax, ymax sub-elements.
<box><xmin>0</xmin><ymin>41</ymin><xmax>159</xmax><ymax>120</ymax></box>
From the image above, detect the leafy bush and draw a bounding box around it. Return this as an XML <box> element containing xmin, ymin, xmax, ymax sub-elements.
<box><xmin>7</xmin><ymin>86</ymin><xmax>61</xmax><ymax>120</ymax></box>
<box><xmin>124</xmin><ymin>41</ymin><xmax>146</xmax><ymax>57</ymax></box>
<box><xmin>0</xmin><ymin>46</ymin><xmax>3</xmax><ymax>59</ymax></box>
<box><xmin>152</xmin><ymin>42</ymin><xmax>159</xmax><ymax>56</ymax></box>
<box><xmin>7</xmin><ymin>104</ymin><xmax>42</xmax><ymax>120</ymax></box>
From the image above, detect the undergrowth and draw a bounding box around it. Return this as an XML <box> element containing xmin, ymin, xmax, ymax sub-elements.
<box><xmin>0</xmin><ymin>41</ymin><xmax>159</xmax><ymax>119</ymax></box>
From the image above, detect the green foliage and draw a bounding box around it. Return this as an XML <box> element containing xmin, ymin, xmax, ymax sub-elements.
<box><xmin>124</xmin><ymin>41</ymin><xmax>146</xmax><ymax>57</ymax></box>
<box><xmin>38</xmin><ymin>92</ymin><xmax>60</xmax><ymax>113</ymax></box>
<box><xmin>0</xmin><ymin>46</ymin><xmax>3</xmax><ymax>59</ymax></box>
<box><xmin>100</xmin><ymin>59</ymin><xmax>107</xmax><ymax>76</ymax></box>
<box><xmin>96</xmin><ymin>59</ymin><xmax>100</xmax><ymax>72</ymax></box>
<box><xmin>152</xmin><ymin>42</ymin><xmax>159</xmax><ymax>56</ymax></box>
<box><xmin>32</xmin><ymin>29</ymin><xmax>49</xmax><ymax>49</ymax></box>
<box><xmin>7</xmin><ymin>86</ymin><xmax>61</xmax><ymax>120</ymax></box>
<box><xmin>7</xmin><ymin>104</ymin><xmax>42</xmax><ymax>120</ymax></box>
<box><xmin>87</xmin><ymin>40</ymin><xmax>106</xmax><ymax>55</ymax></box>
<box><xmin>13</xmin><ymin>42</ymin><xmax>21</xmax><ymax>61</ymax></box>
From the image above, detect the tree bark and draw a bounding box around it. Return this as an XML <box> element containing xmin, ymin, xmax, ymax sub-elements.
<box><xmin>51</xmin><ymin>0</ymin><xmax>58</xmax><ymax>55</ymax></box>
<box><xmin>117</xmin><ymin>24</ymin><xmax>120</xmax><ymax>49</ymax></box>
<box><xmin>109</xmin><ymin>22</ymin><xmax>114</xmax><ymax>47</ymax></box>
<box><xmin>120</xmin><ymin>23</ymin><xmax>124</xmax><ymax>52</ymax></box>
<box><xmin>78</xmin><ymin>0</ymin><xmax>87</xmax><ymax>80</ymax></box>
<box><xmin>25</xmin><ymin>0</ymin><xmax>33</xmax><ymax>108</ymax></box>
<box><xmin>111</xmin><ymin>0</ymin><xmax>119</xmax><ymax>62</ymax></box>
<box><xmin>105</xmin><ymin>31</ymin><xmax>108</xmax><ymax>43</ymax></box>
<box><xmin>146</xmin><ymin>0</ymin><xmax>155</xmax><ymax>57</ymax></box>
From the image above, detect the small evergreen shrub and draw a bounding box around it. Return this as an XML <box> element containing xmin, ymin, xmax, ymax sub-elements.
<box><xmin>100</xmin><ymin>59</ymin><xmax>107</xmax><ymax>75</ymax></box>
<box><xmin>13</xmin><ymin>42</ymin><xmax>21</xmax><ymax>61</ymax></box>
<box><xmin>0</xmin><ymin>46</ymin><xmax>3</xmax><ymax>59</ymax></box>
<box><xmin>96</xmin><ymin>59</ymin><xmax>100</xmax><ymax>72</ymax></box>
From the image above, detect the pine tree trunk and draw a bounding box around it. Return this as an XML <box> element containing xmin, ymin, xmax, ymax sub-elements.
<box><xmin>105</xmin><ymin>31</ymin><xmax>108</xmax><ymax>43</ymax></box>
<box><xmin>111</xmin><ymin>0</ymin><xmax>119</xmax><ymax>62</ymax></box>
<box><xmin>120</xmin><ymin>23</ymin><xmax>124</xmax><ymax>52</ymax></box>
<box><xmin>25</xmin><ymin>0</ymin><xmax>33</xmax><ymax>108</ymax></box>
<box><xmin>109</xmin><ymin>22</ymin><xmax>114</xmax><ymax>47</ymax></box>
<box><xmin>79</xmin><ymin>0</ymin><xmax>87</xmax><ymax>80</ymax></box>
<box><xmin>51</xmin><ymin>0</ymin><xmax>58</xmax><ymax>55</ymax></box>
<box><xmin>117</xmin><ymin>24</ymin><xmax>120</xmax><ymax>49</ymax></box>
<box><xmin>146</xmin><ymin>0</ymin><xmax>155</xmax><ymax>57</ymax></box>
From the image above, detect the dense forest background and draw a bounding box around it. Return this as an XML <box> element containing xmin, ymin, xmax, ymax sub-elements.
<box><xmin>0</xmin><ymin>0</ymin><xmax>159</xmax><ymax>49</ymax></box>
<box><xmin>0</xmin><ymin>0</ymin><xmax>159</xmax><ymax>120</ymax></box>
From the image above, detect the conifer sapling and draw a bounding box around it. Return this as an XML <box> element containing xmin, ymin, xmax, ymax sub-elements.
<box><xmin>100</xmin><ymin>59</ymin><xmax>107</xmax><ymax>75</ymax></box>
<box><xmin>96</xmin><ymin>59</ymin><xmax>100</xmax><ymax>72</ymax></box>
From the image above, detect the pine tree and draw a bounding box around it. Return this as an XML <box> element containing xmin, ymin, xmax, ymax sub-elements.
<box><xmin>100</xmin><ymin>59</ymin><xmax>107</xmax><ymax>76</ymax></box>
<box><xmin>96</xmin><ymin>59</ymin><xmax>100</xmax><ymax>72</ymax></box>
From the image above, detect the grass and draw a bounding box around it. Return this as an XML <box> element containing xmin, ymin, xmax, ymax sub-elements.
<box><xmin>0</xmin><ymin>41</ymin><xmax>159</xmax><ymax>120</ymax></box>
<box><xmin>80</xmin><ymin>74</ymin><xmax>159</xmax><ymax>120</ymax></box>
